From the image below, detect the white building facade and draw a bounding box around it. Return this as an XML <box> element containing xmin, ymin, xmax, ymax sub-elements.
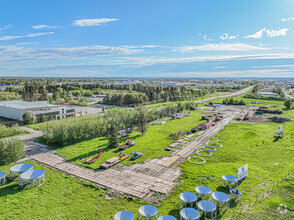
<box><xmin>0</xmin><ymin>101</ymin><xmax>75</xmax><ymax>122</ymax></box>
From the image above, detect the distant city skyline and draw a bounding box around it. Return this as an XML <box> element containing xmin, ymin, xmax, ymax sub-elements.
<box><xmin>0</xmin><ymin>0</ymin><xmax>294</xmax><ymax>77</ymax></box>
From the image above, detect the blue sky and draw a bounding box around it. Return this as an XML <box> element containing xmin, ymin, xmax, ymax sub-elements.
<box><xmin>0</xmin><ymin>0</ymin><xmax>294</xmax><ymax>78</ymax></box>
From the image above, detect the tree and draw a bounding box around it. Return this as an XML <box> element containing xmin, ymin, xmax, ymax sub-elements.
<box><xmin>239</xmin><ymin>99</ymin><xmax>246</xmax><ymax>105</ymax></box>
<box><xmin>108</xmin><ymin>125</ymin><xmax>118</xmax><ymax>148</ymax></box>
<box><xmin>284</xmin><ymin>99</ymin><xmax>292</xmax><ymax>109</ymax></box>
<box><xmin>53</xmin><ymin>92</ymin><xmax>61</xmax><ymax>102</ymax></box>
<box><xmin>65</xmin><ymin>93</ymin><xmax>74</xmax><ymax>103</ymax></box>
<box><xmin>137</xmin><ymin>111</ymin><xmax>147</xmax><ymax>135</ymax></box>
<box><xmin>48</xmin><ymin>95</ymin><xmax>53</xmax><ymax>103</ymax></box>
<box><xmin>22</xmin><ymin>112</ymin><xmax>35</xmax><ymax>125</ymax></box>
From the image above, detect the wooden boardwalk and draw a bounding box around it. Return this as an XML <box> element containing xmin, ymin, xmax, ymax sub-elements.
<box><xmin>25</xmin><ymin>111</ymin><xmax>238</xmax><ymax>199</ymax></box>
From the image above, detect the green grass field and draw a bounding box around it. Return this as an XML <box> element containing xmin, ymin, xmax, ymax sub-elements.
<box><xmin>56</xmin><ymin>111</ymin><xmax>204</xmax><ymax>169</ymax></box>
<box><xmin>1</xmin><ymin>98</ymin><xmax>293</xmax><ymax>219</ymax></box>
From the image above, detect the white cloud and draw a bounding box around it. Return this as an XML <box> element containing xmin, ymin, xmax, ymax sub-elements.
<box><xmin>121</xmin><ymin>53</ymin><xmax>294</xmax><ymax>66</ymax></box>
<box><xmin>281</xmin><ymin>17</ymin><xmax>294</xmax><ymax>22</ymax></box>
<box><xmin>32</xmin><ymin>25</ymin><xmax>58</xmax><ymax>29</ymax></box>
<box><xmin>266</xmin><ymin>28</ymin><xmax>288</xmax><ymax>37</ymax></box>
<box><xmin>244</xmin><ymin>28</ymin><xmax>266</xmax><ymax>38</ymax></box>
<box><xmin>0</xmin><ymin>44</ymin><xmax>142</xmax><ymax>62</ymax></box>
<box><xmin>0</xmin><ymin>32</ymin><xmax>54</xmax><ymax>41</ymax></box>
<box><xmin>245</xmin><ymin>28</ymin><xmax>289</xmax><ymax>38</ymax></box>
<box><xmin>0</xmin><ymin>25</ymin><xmax>12</xmax><ymax>31</ymax></box>
<box><xmin>73</xmin><ymin>18</ymin><xmax>118</xmax><ymax>27</ymax></box>
<box><xmin>174</xmin><ymin>43</ymin><xmax>268</xmax><ymax>52</ymax></box>
<box><xmin>160</xmin><ymin>69</ymin><xmax>292</xmax><ymax>77</ymax></box>
<box><xmin>220</xmin><ymin>33</ymin><xmax>236</xmax><ymax>40</ymax></box>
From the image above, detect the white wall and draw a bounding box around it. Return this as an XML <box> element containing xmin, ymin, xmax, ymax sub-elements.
<box><xmin>0</xmin><ymin>106</ymin><xmax>26</xmax><ymax>121</ymax></box>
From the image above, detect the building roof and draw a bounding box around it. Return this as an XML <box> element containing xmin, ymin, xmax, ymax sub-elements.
<box><xmin>0</xmin><ymin>101</ymin><xmax>56</xmax><ymax>110</ymax></box>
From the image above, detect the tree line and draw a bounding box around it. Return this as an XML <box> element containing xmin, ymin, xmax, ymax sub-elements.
<box><xmin>41</xmin><ymin>102</ymin><xmax>196</xmax><ymax>146</ymax></box>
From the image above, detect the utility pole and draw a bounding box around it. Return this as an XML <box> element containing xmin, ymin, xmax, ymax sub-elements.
<box><xmin>46</xmin><ymin>117</ymin><xmax>49</xmax><ymax>146</ymax></box>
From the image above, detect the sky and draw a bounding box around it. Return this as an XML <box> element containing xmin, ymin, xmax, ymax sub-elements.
<box><xmin>0</xmin><ymin>0</ymin><xmax>294</xmax><ymax>78</ymax></box>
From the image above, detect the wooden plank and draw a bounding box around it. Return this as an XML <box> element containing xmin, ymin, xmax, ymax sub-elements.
<box><xmin>162</xmin><ymin>156</ymin><xmax>180</xmax><ymax>167</ymax></box>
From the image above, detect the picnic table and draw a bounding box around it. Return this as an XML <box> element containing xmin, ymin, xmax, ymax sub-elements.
<box><xmin>139</xmin><ymin>205</ymin><xmax>158</xmax><ymax>219</ymax></box>
<box><xmin>195</xmin><ymin>186</ymin><xmax>212</xmax><ymax>199</ymax></box>
<box><xmin>180</xmin><ymin>192</ymin><xmax>197</xmax><ymax>207</ymax></box>
<box><xmin>180</xmin><ymin>208</ymin><xmax>200</xmax><ymax>220</ymax></box>
<box><xmin>20</xmin><ymin>169</ymin><xmax>45</xmax><ymax>188</ymax></box>
<box><xmin>10</xmin><ymin>163</ymin><xmax>34</xmax><ymax>179</ymax></box>
<box><xmin>157</xmin><ymin>215</ymin><xmax>177</xmax><ymax>220</ymax></box>
<box><xmin>211</xmin><ymin>192</ymin><xmax>230</xmax><ymax>210</ymax></box>
<box><xmin>222</xmin><ymin>175</ymin><xmax>238</xmax><ymax>188</ymax></box>
<box><xmin>197</xmin><ymin>200</ymin><xmax>217</xmax><ymax>219</ymax></box>
<box><xmin>0</xmin><ymin>171</ymin><xmax>6</xmax><ymax>185</ymax></box>
<box><xmin>114</xmin><ymin>211</ymin><xmax>134</xmax><ymax>220</ymax></box>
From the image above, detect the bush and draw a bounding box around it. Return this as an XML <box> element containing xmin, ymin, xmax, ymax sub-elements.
<box><xmin>284</xmin><ymin>99</ymin><xmax>292</xmax><ymax>109</ymax></box>
<box><xmin>0</xmin><ymin>138</ymin><xmax>24</xmax><ymax>165</ymax></box>
<box><xmin>0</xmin><ymin>124</ymin><xmax>24</xmax><ymax>139</ymax></box>
<box><xmin>22</xmin><ymin>112</ymin><xmax>35</xmax><ymax>125</ymax></box>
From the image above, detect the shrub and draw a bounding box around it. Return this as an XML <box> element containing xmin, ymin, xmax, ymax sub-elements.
<box><xmin>284</xmin><ymin>99</ymin><xmax>292</xmax><ymax>109</ymax></box>
<box><xmin>0</xmin><ymin>138</ymin><xmax>24</xmax><ymax>165</ymax></box>
<box><xmin>0</xmin><ymin>124</ymin><xmax>24</xmax><ymax>139</ymax></box>
<box><xmin>22</xmin><ymin>112</ymin><xmax>35</xmax><ymax>125</ymax></box>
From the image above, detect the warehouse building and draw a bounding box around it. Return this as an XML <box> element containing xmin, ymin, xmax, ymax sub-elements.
<box><xmin>258</xmin><ymin>92</ymin><xmax>280</xmax><ymax>98</ymax></box>
<box><xmin>0</xmin><ymin>101</ymin><xmax>75</xmax><ymax>122</ymax></box>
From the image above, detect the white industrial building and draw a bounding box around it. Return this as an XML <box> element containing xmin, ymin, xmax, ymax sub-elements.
<box><xmin>258</xmin><ymin>92</ymin><xmax>280</xmax><ymax>98</ymax></box>
<box><xmin>0</xmin><ymin>101</ymin><xmax>75</xmax><ymax>122</ymax></box>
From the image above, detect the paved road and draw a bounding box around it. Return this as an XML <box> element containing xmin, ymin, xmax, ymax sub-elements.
<box><xmin>194</xmin><ymin>85</ymin><xmax>253</xmax><ymax>104</ymax></box>
<box><xmin>283</xmin><ymin>88</ymin><xmax>294</xmax><ymax>101</ymax></box>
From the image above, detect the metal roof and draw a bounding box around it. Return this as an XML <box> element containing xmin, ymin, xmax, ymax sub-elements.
<box><xmin>0</xmin><ymin>101</ymin><xmax>57</xmax><ymax>110</ymax></box>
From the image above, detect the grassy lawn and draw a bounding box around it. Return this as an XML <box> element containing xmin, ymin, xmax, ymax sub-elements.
<box><xmin>156</xmin><ymin>112</ymin><xmax>294</xmax><ymax>219</ymax></box>
<box><xmin>56</xmin><ymin>111</ymin><xmax>204</xmax><ymax>169</ymax></box>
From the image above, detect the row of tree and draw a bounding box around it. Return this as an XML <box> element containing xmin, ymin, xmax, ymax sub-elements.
<box><xmin>42</xmin><ymin>102</ymin><xmax>195</xmax><ymax>146</ymax></box>
<box><xmin>103</xmin><ymin>89</ymin><xmax>205</xmax><ymax>106</ymax></box>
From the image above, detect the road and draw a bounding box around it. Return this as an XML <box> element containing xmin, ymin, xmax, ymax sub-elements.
<box><xmin>194</xmin><ymin>85</ymin><xmax>253</xmax><ymax>104</ymax></box>
<box><xmin>283</xmin><ymin>88</ymin><xmax>294</xmax><ymax>101</ymax></box>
